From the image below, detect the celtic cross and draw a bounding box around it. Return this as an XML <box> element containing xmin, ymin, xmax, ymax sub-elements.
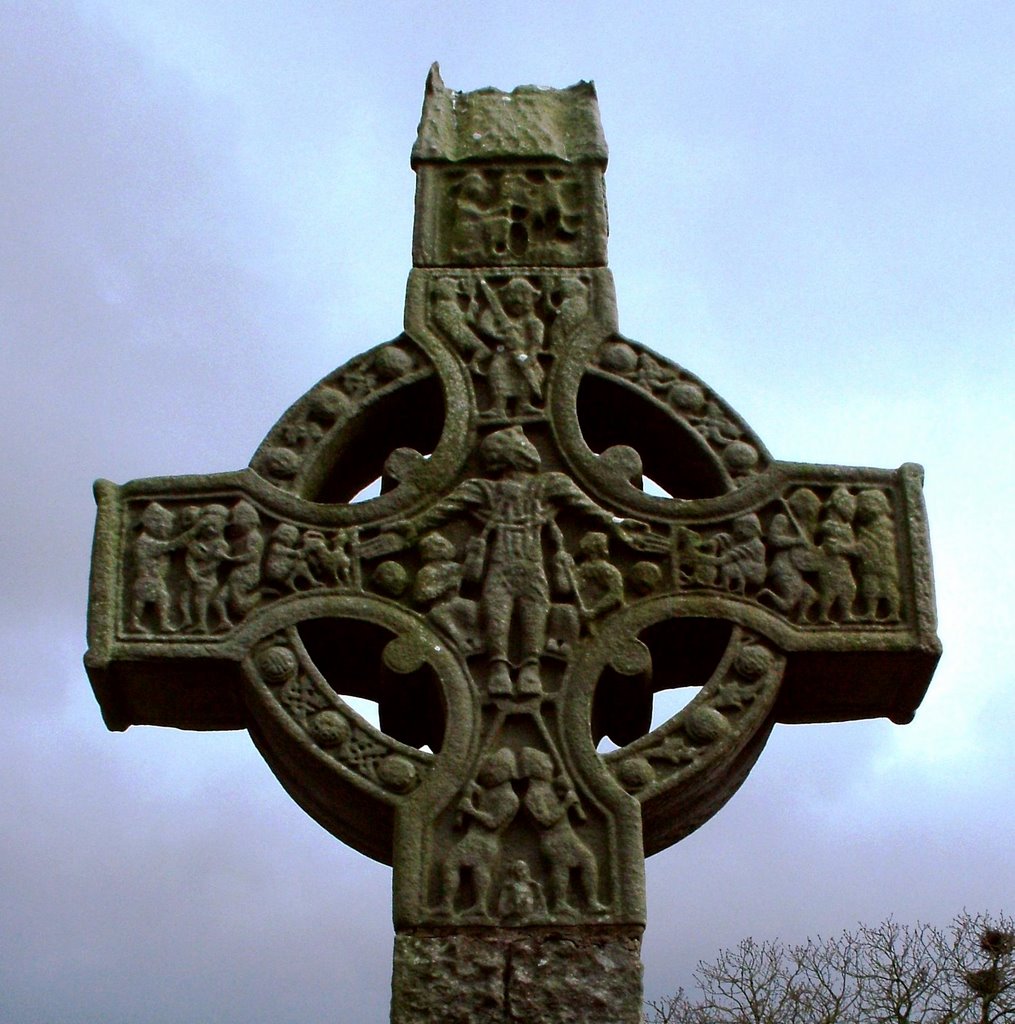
<box><xmin>86</xmin><ymin>67</ymin><xmax>940</xmax><ymax>1024</ymax></box>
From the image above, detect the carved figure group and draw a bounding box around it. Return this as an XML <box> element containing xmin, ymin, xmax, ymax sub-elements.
<box><xmin>448</xmin><ymin>167</ymin><xmax>583</xmax><ymax>263</ymax></box>
<box><xmin>673</xmin><ymin>487</ymin><xmax>901</xmax><ymax>623</ymax></box>
<box><xmin>437</xmin><ymin>744</ymin><xmax>603</xmax><ymax>923</ymax></box>
<box><xmin>129</xmin><ymin>501</ymin><xmax>359</xmax><ymax>635</ymax></box>
<box><xmin>408</xmin><ymin>426</ymin><xmax>653</xmax><ymax>696</ymax></box>
<box><xmin>763</xmin><ymin>487</ymin><xmax>900</xmax><ymax>622</ymax></box>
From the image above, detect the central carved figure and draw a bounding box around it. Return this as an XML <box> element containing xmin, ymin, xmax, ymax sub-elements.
<box><xmin>85</xmin><ymin>67</ymin><xmax>940</xmax><ymax>1024</ymax></box>
<box><xmin>411</xmin><ymin>425</ymin><xmax>640</xmax><ymax>699</ymax></box>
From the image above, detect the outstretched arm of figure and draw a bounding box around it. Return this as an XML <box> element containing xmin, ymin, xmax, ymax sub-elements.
<box><xmin>403</xmin><ymin>479</ymin><xmax>488</xmax><ymax>540</ymax></box>
<box><xmin>545</xmin><ymin>474</ymin><xmax>670</xmax><ymax>554</ymax></box>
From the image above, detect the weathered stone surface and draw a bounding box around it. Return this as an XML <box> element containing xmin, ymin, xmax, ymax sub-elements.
<box><xmin>85</xmin><ymin>65</ymin><xmax>940</xmax><ymax>1022</ymax></box>
<box><xmin>392</xmin><ymin>927</ymin><xmax>643</xmax><ymax>1024</ymax></box>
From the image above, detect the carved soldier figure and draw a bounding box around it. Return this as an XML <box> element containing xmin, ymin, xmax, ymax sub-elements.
<box><xmin>476</xmin><ymin>277</ymin><xmax>545</xmax><ymax>417</ymax></box>
<box><xmin>520</xmin><ymin>747</ymin><xmax>606</xmax><ymax>917</ymax></box>
<box><xmin>758</xmin><ymin>488</ymin><xmax>821</xmax><ymax>619</ymax></box>
<box><xmin>438</xmin><ymin>748</ymin><xmax>519</xmax><ymax>919</ymax></box>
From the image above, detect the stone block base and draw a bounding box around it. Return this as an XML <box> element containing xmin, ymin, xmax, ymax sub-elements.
<box><xmin>391</xmin><ymin>926</ymin><xmax>644</xmax><ymax>1024</ymax></box>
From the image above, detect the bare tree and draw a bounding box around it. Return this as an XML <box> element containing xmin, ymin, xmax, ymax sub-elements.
<box><xmin>643</xmin><ymin>989</ymin><xmax>705</xmax><ymax>1024</ymax></box>
<box><xmin>948</xmin><ymin>911</ymin><xmax>1015</xmax><ymax>1024</ymax></box>
<box><xmin>851</xmin><ymin>916</ymin><xmax>954</xmax><ymax>1022</ymax></box>
<box><xmin>644</xmin><ymin>911</ymin><xmax>1014</xmax><ymax>1024</ymax></box>
<box><xmin>694</xmin><ymin>937</ymin><xmax>810</xmax><ymax>1024</ymax></box>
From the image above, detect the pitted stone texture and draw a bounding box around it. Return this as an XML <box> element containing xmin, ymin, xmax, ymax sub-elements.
<box><xmin>412</xmin><ymin>65</ymin><xmax>608</xmax><ymax>166</ymax></box>
<box><xmin>391</xmin><ymin>928</ymin><xmax>643</xmax><ymax>1024</ymax></box>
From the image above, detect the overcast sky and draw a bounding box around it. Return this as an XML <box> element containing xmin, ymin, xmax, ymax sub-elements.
<box><xmin>3</xmin><ymin>3</ymin><xmax>1013</xmax><ymax>1022</ymax></box>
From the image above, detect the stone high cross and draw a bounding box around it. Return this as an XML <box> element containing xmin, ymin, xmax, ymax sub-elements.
<box><xmin>86</xmin><ymin>67</ymin><xmax>940</xmax><ymax>1024</ymax></box>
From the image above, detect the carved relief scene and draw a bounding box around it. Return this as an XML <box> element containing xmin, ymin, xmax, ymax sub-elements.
<box><xmin>429</xmin><ymin>272</ymin><xmax>591</xmax><ymax>422</ymax></box>
<box><xmin>125</xmin><ymin>498</ymin><xmax>365</xmax><ymax>636</ymax></box>
<box><xmin>672</xmin><ymin>485</ymin><xmax>903</xmax><ymax>625</ymax></box>
<box><xmin>436</xmin><ymin>165</ymin><xmax>592</xmax><ymax>265</ymax></box>
<box><xmin>123</xmin><ymin>470</ymin><xmax>904</xmax><ymax>647</ymax></box>
<box><xmin>429</xmin><ymin>728</ymin><xmax>611</xmax><ymax>926</ymax></box>
<box><xmin>391</xmin><ymin>425</ymin><xmax>669</xmax><ymax>695</ymax></box>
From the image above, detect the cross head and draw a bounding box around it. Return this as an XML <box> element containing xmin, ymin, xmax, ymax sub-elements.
<box><xmin>86</xmin><ymin>67</ymin><xmax>940</xmax><ymax>1023</ymax></box>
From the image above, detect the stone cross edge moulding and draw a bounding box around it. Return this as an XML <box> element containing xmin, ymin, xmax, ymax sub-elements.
<box><xmin>85</xmin><ymin>66</ymin><xmax>941</xmax><ymax>1024</ymax></box>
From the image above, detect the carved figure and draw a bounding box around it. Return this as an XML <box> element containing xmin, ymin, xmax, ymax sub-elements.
<box><xmin>574</xmin><ymin>531</ymin><xmax>624</xmax><ymax>628</ymax></box>
<box><xmin>816</xmin><ymin>487</ymin><xmax>859</xmax><ymax>622</ymax></box>
<box><xmin>716</xmin><ymin>513</ymin><xmax>766</xmax><ymax>594</ymax></box>
<box><xmin>431</xmin><ymin>277</ymin><xmax>483</xmax><ymax>361</ymax></box>
<box><xmin>224</xmin><ymin>500</ymin><xmax>263</xmax><ymax>618</ymax></box>
<box><xmin>130</xmin><ymin>502</ymin><xmax>183</xmax><ymax>632</ymax></box>
<box><xmin>438</xmin><ymin>748</ymin><xmax>519</xmax><ymax>919</ymax></box>
<box><xmin>549</xmin><ymin>276</ymin><xmax>589</xmax><ymax>348</ymax></box>
<box><xmin>758</xmin><ymin>489</ymin><xmax>821</xmax><ymax>620</ymax></box>
<box><xmin>854</xmin><ymin>489</ymin><xmax>900</xmax><ymax>620</ymax></box>
<box><xmin>477</xmin><ymin>278</ymin><xmax>545</xmax><ymax>417</ymax></box>
<box><xmin>264</xmin><ymin>523</ymin><xmax>316</xmax><ymax>591</ymax></box>
<box><xmin>497</xmin><ymin>859</ymin><xmax>547</xmax><ymax>924</ymax></box>
<box><xmin>177</xmin><ymin>504</ymin><xmax>232</xmax><ymax>633</ymax></box>
<box><xmin>520</xmin><ymin>747</ymin><xmax>606</xmax><ymax>917</ymax></box>
<box><xmin>412</xmin><ymin>532</ymin><xmax>480</xmax><ymax>653</ymax></box>
<box><xmin>675</xmin><ymin>525</ymin><xmax>721</xmax><ymax>587</ymax></box>
<box><xmin>411</xmin><ymin>426</ymin><xmax>634</xmax><ymax>697</ymax></box>
<box><xmin>451</xmin><ymin>171</ymin><xmax>494</xmax><ymax>260</ymax></box>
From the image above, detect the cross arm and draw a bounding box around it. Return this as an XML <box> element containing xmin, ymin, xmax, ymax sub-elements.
<box><xmin>86</xmin><ymin>477</ymin><xmax>262</xmax><ymax>730</ymax></box>
<box><xmin>84</xmin><ymin>471</ymin><xmax>419</xmax><ymax>732</ymax></box>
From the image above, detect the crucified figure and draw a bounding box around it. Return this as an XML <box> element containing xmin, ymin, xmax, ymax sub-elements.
<box><xmin>409</xmin><ymin>426</ymin><xmax>654</xmax><ymax>697</ymax></box>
